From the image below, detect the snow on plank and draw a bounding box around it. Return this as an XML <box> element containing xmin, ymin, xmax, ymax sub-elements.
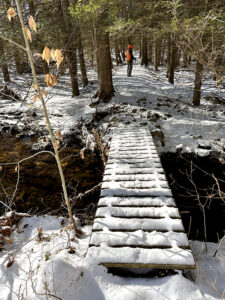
<box><xmin>89</xmin><ymin>126</ymin><xmax>195</xmax><ymax>269</ymax></box>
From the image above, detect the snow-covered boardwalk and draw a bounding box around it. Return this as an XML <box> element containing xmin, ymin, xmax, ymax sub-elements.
<box><xmin>89</xmin><ymin>127</ymin><xmax>195</xmax><ymax>269</ymax></box>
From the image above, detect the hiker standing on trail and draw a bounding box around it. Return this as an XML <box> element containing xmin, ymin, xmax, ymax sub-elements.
<box><xmin>126</xmin><ymin>44</ymin><xmax>136</xmax><ymax>77</ymax></box>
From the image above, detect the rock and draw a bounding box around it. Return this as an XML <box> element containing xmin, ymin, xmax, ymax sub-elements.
<box><xmin>137</xmin><ymin>97</ymin><xmax>147</xmax><ymax>103</ymax></box>
<box><xmin>198</xmin><ymin>141</ymin><xmax>211</xmax><ymax>150</ymax></box>
<box><xmin>193</xmin><ymin>135</ymin><xmax>202</xmax><ymax>139</ymax></box>
<box><xmin>151</xmin><ymin>129</ymin><xmax>165</xmax><ymax>146</ymax></box>
<box><xmin>165</xmin><ymin>113</ymin><xmax>172</xmax><ymax>118</ymax></box>
<box><xmin>147</xmin><ymin>112</ymin><xmax>160</xmax><ymax>122</ymax></box>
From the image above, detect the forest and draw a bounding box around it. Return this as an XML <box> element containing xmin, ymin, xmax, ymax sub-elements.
<box><xmin>0</xmin><ymin>0</ymin><xmax>225</xmax><ymax>299</ymax></box>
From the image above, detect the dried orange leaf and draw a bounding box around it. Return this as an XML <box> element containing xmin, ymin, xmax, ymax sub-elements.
<box><xmin>33</xmin><ymin>94</ymin><xmax>37</xmax><ymax>102</ymax></box>
<box><xmin>54</xmin><ymin>140</ymin><xmax>60</xmax><ymax>149</ymax></box>
<box><xmin>25</xmin><ymin>27</ymin><xmax>32</xmax><ymax>42</ymax></box>
<box><xmin>42</xmin><ymin>47</ymin><xmax>51</xmax><ymax>65</ymax></box>
<box><xmin>33</xmin><ymin>83</ymin><xmax>37</xmax><ymax>90</ymax></box>
<box><xmin>55</xmin><ymin>49</ymin><xmax>64</xmax><ymax>69</ymax></box>
<box><xmin>45</xmin><ymin>73</ymin><xmax>57</xmax><ymax>87</ymax></box>
<box><xmin>7</xmin><ymin>7</ymin><xmax>16</xmax><ymax>21</ymax></box>
<box><xmin>51</xmin><ymin>48</ymin><xmax>57</xmax><ymax>61</ymax></box>
<box><xmin>56</xmin><ymin>130</ymin><xmax>63</xmax><ymax>140</ymax></box>
<box><xmin>43</xmin><ymin>89</ymin><xmax>47</xmax><ymax>97</ymax></box>
<box><xmin>28</xmin><ymin>16</ymin><xmax>37</xmax><ymax>32</ymax></box>
<box><xmin>45</xmin><ymin>74</ymin><xmax>51</xmax><ymax>87</ymax></box>
<box><xmin>51</xmin><ymin>74</ymin><xmax>58</xmax><ymax>86</ymax></box>
<box><xmin>80</xmin><ymin>150</ymin><xmax>84</xmax><ymax>159</ymax></box>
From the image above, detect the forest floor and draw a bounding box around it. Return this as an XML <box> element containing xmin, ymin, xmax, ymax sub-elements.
<box><xmin>0</xmin><ymin>59</ymin><xmax>225</xmax><ymax>299</ymax></box>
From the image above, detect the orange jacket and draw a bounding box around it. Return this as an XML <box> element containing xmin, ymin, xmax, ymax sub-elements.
<box><xmin>126</xmin><ymin>50</ymin><xmax>131</xmax><ymax>61</ymax></box>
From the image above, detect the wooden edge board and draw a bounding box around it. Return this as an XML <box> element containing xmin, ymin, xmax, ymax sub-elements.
<box><xmin>100</xmin><ymin>262</ymin><xmax>196</xmax><ymax>270</ymax></box>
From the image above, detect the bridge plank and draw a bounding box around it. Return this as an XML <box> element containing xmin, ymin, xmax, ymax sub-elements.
<box><xmin>88</xmin><ymin>126</ymin><xmax>195</xmax><ymax>270</ymax></box>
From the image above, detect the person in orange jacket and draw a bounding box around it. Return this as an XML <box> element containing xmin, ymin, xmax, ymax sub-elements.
<box><xmin>126</xmin><ymin>44</ymin><xmax>136</xmax><ymax>77</ymax></box>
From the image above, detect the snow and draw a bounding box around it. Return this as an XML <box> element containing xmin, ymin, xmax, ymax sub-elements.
<box><xmin>1</xmin><ymin>58</ymin><xmax>225</xmax><ymax>298</ymax></box>
<box><xmin>1</xmin><ymin>59</ymin><xmax>225</xmax><ymax>155</ymax></box>
<box><xmin>0</xmin><ymin>215</ymin><xmax>224</xmax><ymax>299</ymax></box>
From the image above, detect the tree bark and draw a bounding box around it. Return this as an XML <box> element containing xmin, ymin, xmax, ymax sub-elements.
<box><xmin>161</xmin><ymin>39</ymin><xmax>166</xmax><ymax>65</ymax></box>
<box><xmin>14</xmin><ymin>49</ymin><xmax>24</xmax><ymax>74</ymax></box>
<box><xmin>115</xmin><ymin>41</ymin><xmax>122</xmax><ymax>66</ymax></box>
<box><xmin>168</xmin><ymin>36</ymin><xmax>177</xmax><ymax>84</ymax></box>
<box><xmin>141</xmin><ymin>35</ymin><xmax>148</xmax><ymax>67</ymax></box>
<box><xmin>77</xmin><ymin>29</ymin><xmax>88</xmax><ymax>87</ymax></box>
<box><xmin>59</xmin><ymin>0</ymin><xmax>79</xmax><ymax>96</ymax></box>
<box><xmin>193</xmin><ymin>60</ymin><xmax>203</xmax><ymax>106</ymax></box>
<box><xmin>154</xmin><ymin>38</ymin><xmax>161</xmax><ymax>71</ymax></box>
<box><xmin>66</xmin><ymin>48</ymin><xmax>79</xmax><ymax>96</ymax></box>
<box><xmin>42</xmin><ymin>60</ymin><xmax>49</xmax><ymax>75</ymax></box>
<box><xmin>93</xmin><ymin>20</ymin><xmax>114</xmax><ymax>101</ymax></box>
<box><xmin>148</xmin><ymin>41</ymin><xmax>153</xmax><ymax>64</ymax></box>
<box><xmin>0</xmin><ymin>39</ymin><xmax>10</xmax><ymax>82</ymax></box>
<box><xmin>182</xmin><ymin>50</ymin><xmax>188</xmax><ymax>68</ymax></box>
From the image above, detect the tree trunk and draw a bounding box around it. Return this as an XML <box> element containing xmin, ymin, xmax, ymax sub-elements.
<box><xmin>42</xmin><ymin>60</ymin><xmax>49</xmax><ymax>75</ymax></box>
<box><xmin>141</xmin><ymin>35</ymin><xmax>148</xmax><ymax>67</ymax></box>
<box><xmin>175</xmin><ymin>50</ymin><xmax>180</xmax><ymax>68</ymax></box>
<box><xmin>121</xmin><ymin>41</ymin><xmax>126</xmax><ymax>61</ymax></box>
<box><xmin>148</xmin><ymin>41</ymin><xmax>153</xmax><ymax>64</ymax></box>
<box><xmin>161</xmin><ymin>39</ymin><xmax>166</xmax><ymax>65</ymax></box>
<box><xmin>154</xmin><ymin>38</ymin><xmax>161</xmax><ymax>71</ymax></box>
<box><xmin>167</xmin><ymin>35</ymin><xmax>171</xmax><ymax>77</ymax></box>
<box><xmin>2</xmin><ymin>63</ymin><xmax>10</xmax><ymax>82</ymax></box>
<box><xmin>139</xmin><ymin>39</ymin><xmax>142</xmax><ymax>58</ymax></box>
<box><xmin>0</xmin><ymin>39</ymin><xmax>10</xmax><ymax>82</ymax></box>
<box><xmin>93</xmin><ymin>22</ymin><xmax>114</xmax><ymax>101</ymax></box>
<box><xmin>182</xmin><ymin>50</ymin><xmax>188</xmax><ymax>68</ymax></box>
<box><xmin>168</xmin><ymin>36</ymin><xmax>176</xmax><ymax>84</ymax></box>
<box><xmin>66</xmin><ymin>48</ymin><xmax>80</xmax><ymax>96</ymax></box>
<box><xmin>115</xmin><ymin>41</ymin><xmax>122</xmax><ymax>66</ymax></box>
<box><xmin>193</xmin><ymin>60</ymin><xmax>203</xmax><ymax>106</ymax></box>
<box><xmin>77</xmin><ymin>30</ymin><xmax>88</xmax><ymax>87</ymax></box>
<box><xmin>59</xmin><ymin>0</ymin><xmax>79</xmax><ymax>96</ymax></box>
<box><xmin>14</xmin><ymin>50</ymin><xmax>23</xmax><ymax>74</ymax></box>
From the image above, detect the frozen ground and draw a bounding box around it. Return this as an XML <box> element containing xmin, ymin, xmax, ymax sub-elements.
<box><xmin>0</xmin><ymin>60</ymin><xmax>225</xmax><ymax>155</ymax></box>
<box><xmin>0</xmin><ymin>60</ymin><xmax>225</xmax><ymax>299</ymax></box>
<box><xmin>0</xmin><ymin>215</ymin><xmax>224</xmax><ymax>299</ymax></box>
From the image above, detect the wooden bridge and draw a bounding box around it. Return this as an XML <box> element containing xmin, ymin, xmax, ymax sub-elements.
<box><xmin>88</xmin><ymin>127</ymin><xmax>195</xmax><ymax>270</ymax></box>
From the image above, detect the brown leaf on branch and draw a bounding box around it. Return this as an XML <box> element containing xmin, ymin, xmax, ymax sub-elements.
<box><xmin>56</xmin><ymin>130</ymin><xmax>63</xmax><ymax>140</ymax></box>
<box><xmin>80</xmin><ymin>150</ymin><xmax>84</xmax><ymax>159</ymax></box>
<box><xmin>45</xmin><ymin>73</ymin><xmax>58</xmax><ymax>87</ymax></box>
<box><xmin>42</xmin><ymin>47</ymin><xmax>51</xmax><ymax>65</ymax></box>
<box><xmin>55</xmin><ymin>49</ymin><xmax>64</xmax><ymax>69</ymax></box>
<box><xmin>43</xmin><ymin>89</ymin><xmax>47</xmax><ymax>97</ymax></box>
<box><xmin>7</xmin><ymin>7</ymin><xmax>16</xmax><ymax>21</ymax></box>
<box><xmin>51</xmin><ymin>74</ymin><xmax>57</xmax><ymax>85</ymax></box>
<box><xmin>25</xmin><ymin>27</ymin><xmax>32</xmax><ymax>42</ymax></box>
<box><xmin>51</xmin><ymin>48</ymin><xmax>57</xmax><ymax>61</ymax></box>
<box><xmin>33</xmin><ymin>94</ymin><xmax>37</xmax><ymax>102</ymax></box>
<box><xmin>28</xmin><ymin>16</ymin><xmax>37</xmax><ymax>32</ymax></box>
<box><xmin>54</xmin><ymin>140</ymin><xmax>60</xmax><ymax>149</ymax></box>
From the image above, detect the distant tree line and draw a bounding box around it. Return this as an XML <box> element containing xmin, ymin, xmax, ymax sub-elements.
<box><xmin>0</xmin><ymin>0</ymin><xmax>224</xmax><ymax>105</ymax></box>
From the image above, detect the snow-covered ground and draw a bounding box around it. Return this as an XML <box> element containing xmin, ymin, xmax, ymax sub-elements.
<box><xmin>1</xmin><ymin>60</ymin><xmax>225</xmax><ymax>155</ymax></box>
<box><xmin>0</xmin><ymin>215</ymin><xmax>224</xmax><ymax>299</ymax></box>
<box><xmin>0</xmin><ymin>60</ymin><xmax>225</xmax><ymax>299</ymax></box>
